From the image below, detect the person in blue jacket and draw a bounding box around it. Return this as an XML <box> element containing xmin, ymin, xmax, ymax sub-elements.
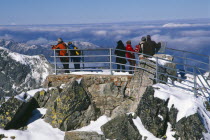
<box><xmin>68</xmin><ymin>42</ymin><xmax>81</xmax><ymax>71</ymax></box>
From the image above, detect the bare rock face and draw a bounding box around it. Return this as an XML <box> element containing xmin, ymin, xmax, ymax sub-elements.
<box><xmin>64</xmin><ymin>131</ymin><xmax>106</xmax><ymax>140</ymax></box>
<box><xmin>136</xmin><ymin>86</ymin><xmax>169</xmax><ymax>137</ymax></box>
<box><xmin>101</xmin><ymin>114</ymin><xmax>142</xmax><ymax>140</ymax></box>
<box><xmin>81</xmin><ymin>75</ymin><xmax>132</xmax><ymax>117</ymax></box>
<box><xmin>125</xmin><ymin>55</ymin><xmax>176</xmax><ymax>112</ymax></box>
<box><xmin>44</xmin><ymin>80</ymin><xmax>92</xmax><ymax>131</ymax></box>
<box><xmin>175</xmin><ymin>113</ymin><xmax>207</xmax><ymax>140</ymax></box>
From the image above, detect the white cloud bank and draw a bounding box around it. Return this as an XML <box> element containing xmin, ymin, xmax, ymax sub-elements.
<box><xmin>163</xmin><ymin>23</ymin><xmax>210</xmax><ymax>28</ymax></box>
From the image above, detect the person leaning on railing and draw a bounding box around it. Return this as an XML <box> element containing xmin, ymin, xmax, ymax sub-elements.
<box><xmin>114</xmin><ymin>40</ymin><xmax>126</xmax><ymax>72</ymax></box>
<box><xmin>146</xmin><ymin>35</ymin><xmax>161</xmax><ymax>55</ymax></box>
<box><xmin>139</xmin><ymin>37</ymin><xmax>153</xmax><ymax>59</ymax></box>
<box><xmin>125</xmin><ymin>40</ymin><xmax>136</xmax><ymax>74</ymax></box>
<box><xmin>68</xmin><ymin>41</ymin><xmax>81</xmax><ymax>71</ymax></box>
<box><xmin>51</xmin><ymin>38</ymin><xmax>69</xmax><ymax>73</ymax></box>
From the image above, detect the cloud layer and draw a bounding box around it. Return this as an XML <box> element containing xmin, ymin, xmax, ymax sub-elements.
<box><xmin>0</xmin><ymin>20</ymin><xmax>210</xmax><ymax>56</ymax></box>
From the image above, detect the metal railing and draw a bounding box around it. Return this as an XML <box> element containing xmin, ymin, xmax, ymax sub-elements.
<box><xmin>51</xmin><ymin>48</ymin><xmax>210</xmax><ymax>106</ymax></box>
<box><xmin>165</xmin><ymin>47</ymin><xmax>210</xmax><ymax>80</ymax></box>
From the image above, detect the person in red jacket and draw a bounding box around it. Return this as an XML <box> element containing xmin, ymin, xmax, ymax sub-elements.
<box><xmin>125</xmin><ymin>40</ymin><xmax>136</xmax><ymax>74</ymax></box>
<box><xmin>52</xmin><ymin>38</ymin><xmax>69</xmax><ymax>73</ymax></box>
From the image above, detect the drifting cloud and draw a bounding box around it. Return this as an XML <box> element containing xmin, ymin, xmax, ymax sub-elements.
<box><xmin>26</xmin><ymin>37</ymin><xmax>55</xmax><ymax>45</ymax></box>
<box><xmin>162</xmin><ymin>23</ymin><xmax>210</xmax><ymax>28</ymax></box>
<box><xmin>92</xmin><ymin>30</ymin><xmax>107</xmax><ymax>36</ymax></box>
<box><xmin>180</xmin><ymin>30</ymin><xmax>210</xmax><ymax>36</ymax></box>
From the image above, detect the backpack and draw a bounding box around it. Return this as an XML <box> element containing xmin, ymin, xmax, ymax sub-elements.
<box><xmin>70</xmin><ymin>45</ymin><xmax>81</xmax><ymax>56</ymax></box>
<box><xmin>74</xmin><ymin>46</ymin><xmax>81</xmax><ymax>55</ymax></box>
<box><xmin>135</xmin><ymin>45</ymin><xmax>141</xmax><ymax>53</ymax></box>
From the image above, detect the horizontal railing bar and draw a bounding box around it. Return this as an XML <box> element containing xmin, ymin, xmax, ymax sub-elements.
<box><xmin>166</xmin><ymin>47</ymin><xmax>210</xmax><ymax>58</ymax></box>
<box><xmin>55</xmin><ymin>68</ymin><xmax>136</xmax><ymax>72</ymax></box>
<box><xmin>168</xmin><ymin>54</ymin><xmax>209</xmax><ymax>66</ymax></box>
<box><xmin>157</xmin><ymin>71</ymin><xmax>195</xmax><ymax>86</ymax></box>
<box><xmin>150</xmin><ymin>77</ymin><xmax>195</xmax><ymax>92</ymax></box>
<box><xmin>51</xmin><ymin>55</ymin><xmax>110</xmax><ymax>57</ymax></box>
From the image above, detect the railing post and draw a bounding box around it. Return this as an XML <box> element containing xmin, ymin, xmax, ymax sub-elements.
<box><xmin>82</xmin><ymin>50</ymin><xmax>84</xmax><ymax>69</ymax></box>
<box><xmin>54</xmin><ymin>49</ymin><xmax>57</xmax><ymax>75</ymax></box>
<box><xmin>109</xmin><ymin>48</ymin><xmax>113</xmax><ymax>75</ymax></box>
<box><xmin>193</xmin><ymin>67</ymin><xmax>197</xmax><ymax>97</ymax></box>
<box><xmin>209</xmin><ymin>56</ymin><xmax>210</xmax><ymax>78</ymax></box>
<box><xmin>183</xmin><ymin>52</ymin><xmax>187</xmax><ymax>72</ymax></box>
<box><xmin>156</xmin><ymin>57</ymin><xmax>159</xmax><ymax>83</ymax></box>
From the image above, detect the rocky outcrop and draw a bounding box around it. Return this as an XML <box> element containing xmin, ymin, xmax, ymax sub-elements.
<box><xmin>136</xmin><ymin>86</ymin><xmax>168</xmax><ymax>137</ymax></box>
<box><xmin>175</xmin><ymin>113</ymin><xmax>207</xmax><ymax>140</ymax></box>
<box><xmin>64</xmin><ymin>131</ymin><xmax>106</xmax><ymax>140</ymax></box>
<box><xmin>136</xmin><ymin>86</ymin><xmax>207</xmax><ymax>139</ymax></box>
<box><xmin>0</xmin><ymin>47</ymin><xmax>53</xmax><ymax>97</ymax></box>
<box><xmin>0</xmin><ymin>94</ymin><xmax>39</xmax><ymax>129</ymax></box>
<box><xmin>125</xmin><ymin>55</ymin><xmax>176</xmax><ymax>113</ymax></box>
<box><xmin>44</xmin><ymin>75</ymin><xmax>133</xmax><ymax>118</ymax></box>
<box><xmin>33</xmin><ymin>88</ymin><xmax>61</xmax><ymax>108</ymax></box>
<box><xmin>154</xmin><ymin>54</ymin><xmax>177</xmax><ymax>81</ymax></box>
<box><xmin>43</xmin><ymin>79</ymin><xmax>94</xmax><ymax>131</ymax></box>
<box><xmin>101</xmin><ymin>114</ymin><xmax>142</xmax><ymax>140</ymax></box>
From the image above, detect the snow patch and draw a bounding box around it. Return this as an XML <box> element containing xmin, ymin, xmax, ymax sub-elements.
<box><xmin>133</xmin><ymin>117</ymin><xmax>161</xmax><ymax>140</ymax></box>
<box><xmin>148</xmin><ymin>57</ymin><xmax>171</xmax><ymax>66</ymax></box>
<box><xmin>60</xmin><ymin>84</ymin><xmax>66</xmax><ymax>89</ymax></box>
<box><xmin>76</xmin><ymin>78</ymin><xmax>82</xmax><ymax>84</ymax></box>
<box><xmin>27</xmin><ymin>88</ymin><xmax>47</xmax><ymax>97</ymax></box>
<box><xmin>15</xmin><ymin>92</ymin><xmax>31</xmax><ymax>102</ymax></box>
<box><xmin>73</xmin><ymin>115</ymin><xmax>111</xmax><ymax>135</ymax></box>
<box><xmin>158</xmin><ymin>115</ymin><xmax>164</xmax><ymax>121</ymax></box>
<box><xmin>165</xmin><ymin>123</ymin><xmax>176</xmax><ymax>140</ymax></box>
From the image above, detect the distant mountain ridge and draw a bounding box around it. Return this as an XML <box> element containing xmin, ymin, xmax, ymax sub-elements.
<box><xmin>0</xmin><ymin>39</ymin><xmax>100</xmax><ymax>62</ymax></box>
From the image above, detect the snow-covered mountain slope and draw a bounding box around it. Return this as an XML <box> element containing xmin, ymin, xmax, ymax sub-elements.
<box><xmin>0</xmin><ymin>39</ymin><xmax>100</xmax><ymax>62</ymax></box>
<box><xmin>0</xmin><ymin>47</ymin><xmax>53</xmax><ymax>97</ymax></box>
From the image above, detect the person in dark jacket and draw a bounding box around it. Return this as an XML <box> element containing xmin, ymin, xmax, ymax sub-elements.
<box><xmin>146</xmin><ymin>35</ymin><xmax>158</xmax><ymax>56</ymax></box>
<box><xmin>125</xmin><ymin>40</ymin><xmax>136</xmax><ymax>74</ymax></box>
<box><xmin>68</xmin><ymin>42</ymin><xmax>81</xmax><ymax>71</ymax></box>
<box><xmin>140</xmin><ymin>36</ymin><xmax>153</xmax><ymax>57</ymax></box>
<box><xmin>114</xmin><ymin>40</ymin><xmax>126</xmax><ymax>72</ymax></box>
<box><xmin>52</xmin><ymin>38</ymin><xmax>69</xmax><ymax>73</ymax></box>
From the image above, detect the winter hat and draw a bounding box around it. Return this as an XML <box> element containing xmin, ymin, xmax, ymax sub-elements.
<box><xmin>68</xmin><ymin>41</ymin><xmax>72</xmax><ymax>45</ymax></box>
<box><xmin>117</xmin><ymin>40</ymin><xmax>123</xmax><ymax>44</ymax></box>
<box><xmin>126</xmin><ymin>40</ymin><xmax>131</xmax><ymax>44</ymax></box>
<box><xmin>57</xmin><ymin>38</ymin><xmax>63</xmax><ymax>42</ymax></box>
<box><xmin>146</xmin><ymin>35</ymin><xmax>151</xmax><ymax>39</ymax></box>
<box><xmin>141</xmin><ymin>37</ymin><xmax>146</xmax><ymax>41</ymax></box>
<box><xmin>146</xmin><ymin>35</ymin><xmax>151</xmax><ymax>41</ymax></box>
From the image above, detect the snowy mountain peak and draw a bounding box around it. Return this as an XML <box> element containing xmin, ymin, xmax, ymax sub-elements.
<box><xmin>0</xmin><ymin>47</ymin><xmax>53</xmax><ymax>97</ymax></box>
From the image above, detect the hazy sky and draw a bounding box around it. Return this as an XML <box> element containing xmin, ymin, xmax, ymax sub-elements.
<box><xmin>0</xmin><ymin>0</ymin><xmax>209</xmax><ymax>25</ymax></box>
